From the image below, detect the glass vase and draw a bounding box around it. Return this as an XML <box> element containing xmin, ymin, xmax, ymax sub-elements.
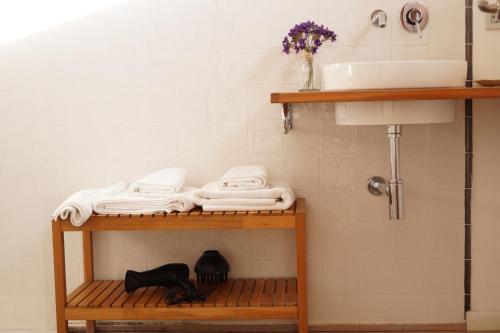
<box><xmin>299</xmin><ymin>52</ymin><xmax>320</xmax><ymax>91</ymax></box>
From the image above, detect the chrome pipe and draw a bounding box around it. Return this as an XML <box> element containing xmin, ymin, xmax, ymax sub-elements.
<box><xmin>367</xmin><ymin>125</ymin><xmax>404</xmax><ymax>220</ymax></box>
<box><xmin>387</xmin><ymin>125</ymin><xmax>404</xmax><ymax>220</ymax></box>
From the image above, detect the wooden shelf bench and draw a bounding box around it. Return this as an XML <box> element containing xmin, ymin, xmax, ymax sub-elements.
<box><xmin>52</xmin><ymin>198</ymin><xmax>307</xmax><ymax>333</ymax></box>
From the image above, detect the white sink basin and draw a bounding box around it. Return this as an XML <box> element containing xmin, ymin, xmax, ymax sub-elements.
<box><xmin>323</xmin><ymin>60</ymin><xmax>468</xmax><ymax>125</ymax></box>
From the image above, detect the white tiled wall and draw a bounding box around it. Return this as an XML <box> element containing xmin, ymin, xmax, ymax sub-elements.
<box><xmin>0</xmin><ymin>0</ymin><xmax>466</xmax><ymax>331</ymax></box>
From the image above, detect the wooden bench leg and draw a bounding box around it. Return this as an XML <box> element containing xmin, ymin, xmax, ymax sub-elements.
<box><xmin>82</xmin><ymin>231</ymin><xmax>96</xmax><ymax>333</ymax></box>
<box><xmin>52</xmin><ymin>221</ymin><xmax>68</xmax><ymax>333</ymax></box>
<box><xmin>296</xmin><ymin>213</ymin><xmax>308</xmax><ymax>333</ymax></box>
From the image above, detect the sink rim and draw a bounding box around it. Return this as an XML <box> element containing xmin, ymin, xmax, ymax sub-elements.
<box><xmin>323</xmin><ymin>59</ymin><xmax>468</xmax><ymax>91</ymax></box>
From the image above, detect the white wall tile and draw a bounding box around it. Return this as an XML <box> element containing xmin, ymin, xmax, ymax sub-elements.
<box><xmin>12</xmin><ymin>262</ymin><xmax>47</xmax><ymax>296</ymax></box>
<box><xmin>356</xmin><ymin>225</ymin><xmax>393</xmax><ymax>259</ymax></box>
<box><xmin>359</xmin><ymin>260</ymin><xmax>393</xmax><ymax>294</ymax></box>
<box><xmin>393</xmin><ymin>222</ymin><xmax>430</xmax><ymax>259</ymax></box>
<box><xmin>322</xmin><ymin>260</ymin><xmax>360</xmax><ymax>294</ymax></box>
<box><xmin>391</xmin><ymin>294</ymin><xmax>430</xmax><ymax>323</ymax></box>
<box><xmin>358</xmin><ymin>295</ymin><xmax>394</xmax><ymax>323</ymax></box>
<box><xmin>391</xmin><ymin>260</ymin><xmax>430</xmax><ymax>293</ymax></box>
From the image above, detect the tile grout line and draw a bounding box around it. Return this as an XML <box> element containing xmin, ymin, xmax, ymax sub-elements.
<box><xmin>464</xmin><ymin>0</ymin><xmax>473</xmax><ymax>315</ymax></box>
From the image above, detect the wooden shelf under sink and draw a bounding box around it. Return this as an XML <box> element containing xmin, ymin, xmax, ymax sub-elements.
<box><xmin>270</xmin><ymin>87</ymin><xmax>500</xmax><ymax>104</ymax></box>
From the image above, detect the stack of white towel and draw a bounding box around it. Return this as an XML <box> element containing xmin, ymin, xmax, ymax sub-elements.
<box><xmin>193</xmin><ymin>165</ymin><xmax>295</xmax><ymax>212</ymax></box>
<box><xmin>52</xmin><ymin>168</ymin><xmax>196</xmax><ymax>226</ymax></box>
<box><xmin>52</xmin><ymin>165</ymin><xmax>296</xmax><ymax>226</ymax></box>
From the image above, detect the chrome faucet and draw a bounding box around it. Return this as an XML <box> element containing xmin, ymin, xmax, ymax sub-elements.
<box><xmin>400</xmin><ymin>2</ymin><xmax>429</xmax><ymax>38</ymax></box>
<box><xmin>478</xmin><ymin>0</ymin><xmax>500</xmax><ymax>19</ymax></box>
<box><xmin>368</xmin><ymin>125</ymin><xmax>404</xmax><ymax>220</ymax></box>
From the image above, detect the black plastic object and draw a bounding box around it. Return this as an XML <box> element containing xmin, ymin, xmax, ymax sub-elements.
<box><xmin>164</xmin><ymin>280</ymin><xmax>212</xmax><ymax>305</ymax></box>
<box><xmin>124</xmin><ymin>263</ymin><xmax>189</xmax><ymax>293</ymax></box>
<box><xmin>194</xmin><ymin>250</ymin><xmax>230</xmax><ymax>284</ymax></box>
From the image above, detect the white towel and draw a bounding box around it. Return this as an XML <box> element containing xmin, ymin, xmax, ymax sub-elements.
<box><xmin>194</xmin><ymin>181</ymin><xmax>295</xmax><ymax>211</ymax></box>
<box><xmin>52</xmin><ymin>181</ymin><xmax>127</xmax><ymax>226</ymax></box>
<box><xmin>94</xmin><ymin>187</ymin><xmax>197</xmax><ymax>214</ymax></box>
<box><xmin>218</xmin><ymin>165</ymin><xmax>268</xmax><ymax>191</ymax></box>
<box><xmin>129</xmin><ymin>168</ymin><xmax>186</xmax><ymax>197</ymax></box>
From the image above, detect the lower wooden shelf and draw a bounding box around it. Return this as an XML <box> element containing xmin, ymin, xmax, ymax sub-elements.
<box><xmin>65</xmin><ymin>278</ymin><xmax>298</xmax><ymax>320</ymax></box>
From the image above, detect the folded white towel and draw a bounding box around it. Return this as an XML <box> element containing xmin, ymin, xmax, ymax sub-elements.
<box><xmin>218</xmin><ymin>165</ymin><xmax>268</xmax><ymax>191</ymax></box>
<box><xmin>94</xmin><ymin>187</ymin><xmax>197</xmax><ymax>215</ymax></box>
<box><xmin>194</xmin><ymin>181</ymin><xmax>295</xmax><ymax>211</ymax></box>
<box><xmin>52</xmin><ymin>181</ymin><xmax>127</xmax><ymax>226</ymax></box>
<box><xmin>129</xmin><ymin>168</ymin><xmax>186</xmax><ymax>197</ymax></box>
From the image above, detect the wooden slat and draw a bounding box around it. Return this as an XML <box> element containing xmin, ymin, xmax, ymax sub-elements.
<box><xmin>285</xmin><ymin>278</ymin><xmax>297</xmax><ymax>306</ymax></box>
<box><xmin>236</xmin><ymin>211</ymin><xmax>248</xmax><ymax>216</ymax></box>
<box><xmin>68</xmin><ymin>281</ymin><xmax>104</xmax><ymax>307</ymax></box>
<box><xmin>271</xmin><ymin>211</ymin><xmax>283</xmax><ymax>215</ymax></box>
<box><xmin>188</xmin><ymin>208</ymin><xmax>202</xmax><ymax>216</ymax></box>
<box><xmin>237</xmin><ymin>279</ymin><xmax>255</xmax><ymax>307</ymax></box>
<box><xmin>111</xmin><ymin>289</ymin><xmax>133</xmax><ymax>308</ymax></box>
<box><xmin>261</xmin><ymin>279</ymin><xmax>276</xmax><ymax>307</ymax></box>
<box><xmin>249</xmin><ymin>279</ymin><xmax>266</xmax><ymax>307</ymax></box>
<box><xmin>134</xmin><ymin>287</ymin><xmax>159</xmax><ymax>308</ymax></box>
<box><xmin>203</xmin><ymin>283</ymin><xmax>221</xmax><ymax>307</ymax></box>
<box><xmin>99</xmin><ymin>282</ymin><xmax>126</xmax><ymax>308</ymax></box>
<box><xmin>215</xmin><ymin>280</ymin><xmax>235</xmax><ymax>307</ymax></box>
<box><xmin>270</xmin><ymin>87</ymin><xmax>500</xmax><ymax>104</ymax></box>
<box><xmin>274</xmin><ymin>278</ymin><xmax>287</xmax><ymax>306</ymax></box>
<box><xmin>201</xmin><ymin>211</ymin><xmax>213</xmax><ymax>216</ymax></box>
<box><xmin>226</xmin><ymin>279</ymin><xmax>245</xmax><ymax>307</ymax></box>
<box><xmin>67</xmin><ymin>282</ymin><xmax>91</xmax><ymax>303</ymax></box>
<box><xmin>191</xmin><ymin>282</ymin><xmax>206</xmax><ymax>308</ymax></box>
<box><xmin>145</xmin><ymin>287</ymin><xmax>165</xmax><ymax>308</ymax></box>
<box><xmin>78</xmin><ymin>281</ymin><xmax>113</xmax><ymax>307</ymax></box>
<box><xmin>123</xmin><ymin>287</ymin><xmax>148</xmax><ymax>308</ymax></box>
<box><xmin>89</xmin><ymin>281</ymin><xmax>122</xmax><ymax>307</ymax></box>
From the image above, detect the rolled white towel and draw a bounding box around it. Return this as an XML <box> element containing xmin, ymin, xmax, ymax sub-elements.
<box><xmin>94</xmin><ymin>187</ymin><xmax>197</xmax><ymax>214</ymax></box>
<box><xmin>218</xmin><ymin>165</ymin><xmax>268</xmax><ymax>191</ymax></box>
<box><xmin>52</xmin><ymin>181</ymin><xmax>127</xmax><ymax>226</ymax></box>
<box><xmin>129</xmin><ymin>168</ymin><xmax>186</xmax><ymax>197</ymax></box>
<box><xmin>194</xmin><ymin>181</ymin><xmax>295</xmax><ymax>211</ymax></box>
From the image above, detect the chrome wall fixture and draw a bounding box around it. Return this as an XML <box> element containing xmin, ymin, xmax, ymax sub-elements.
<box><xmin>367</xmin><ymin>125</ymin><xmax>404</xmax><ymax>220</ymax></box>
<box><xmin>400</xmin><ymin>1</ymin><xmax>429</xmax><ymax>38</ymax></box>
<box><xmin>282</xmin><ymin>103</ymin><xmax>293</xmax><ymax>134</ymax></box>
<box><xmin>478</xmin><ymin>0</ymin><xmax>500</xmax><ymax>19</ymax></box>
<box><xmin>371</xmin><ymin>9</ymin><xmax>388</xmax><ymax>28</ymax></box>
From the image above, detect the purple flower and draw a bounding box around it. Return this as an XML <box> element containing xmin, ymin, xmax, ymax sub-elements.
<box><xmin>281</xmin><ymin>21</ymin><xmax>337</xmax><ymax>55</ymax></box>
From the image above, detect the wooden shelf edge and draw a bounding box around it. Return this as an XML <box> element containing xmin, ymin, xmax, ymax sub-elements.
<box><xmin>57</xmin><ymin>199</ymin><xmax>304</xmax><ymax>232</ymax></box>
<box><xmin>60</xmin><ymin>215</ymin><xmax>297</xmax><ymax>231</ymax></box>
<box><xmin>65</xmin><ymin>306</ymin><xmax>298</xmax><ymax>320</ymax></box>
<box><xmin>270</xmin><ymin>87</ymin><xmax>500</xmax><ymax>104</ymax></box>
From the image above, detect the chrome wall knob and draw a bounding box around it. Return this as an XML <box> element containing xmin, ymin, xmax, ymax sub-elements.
<box><xmin>371</xmin><ymin>9</ymin><xmax>388</xmax><ymax>28</ymax></box>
